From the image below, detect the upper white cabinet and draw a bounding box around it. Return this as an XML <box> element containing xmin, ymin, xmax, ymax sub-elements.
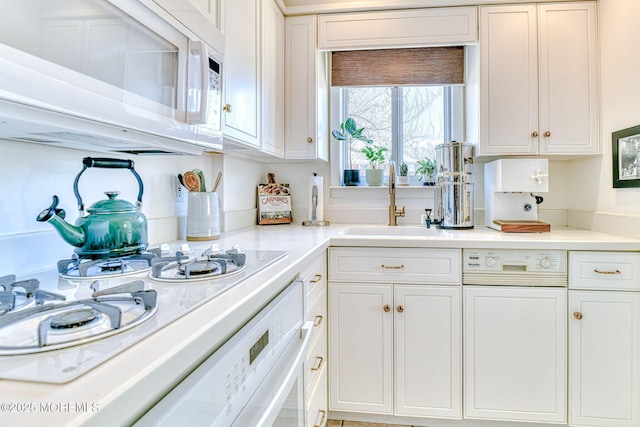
<box><xmin>284</xmin><ymin>16</ymin><xmax>329</xmax><ymax>160</ymax></box>
<box><xmin>318</xmin><ymin>7</ymin><xmax>478</xmax><ymax>50</ymax></box>
<box><xmin>221</xmin><ymin>0</ymin><xmax>259</xmax><ymax>147</ymax></box>
<box><xmin>260</xmin><ymin>0</ymin><xmax>285</xmax><ymax>157</ymax></box>
<box><xmin>151</xmin><ymin>0</ymin><xmax>223</xmax><ymax>48</ymax></box>
<box><xmin>477</xmin><ymin>2</ymin><xmax>598</xmax><ymax>156</ymax></box>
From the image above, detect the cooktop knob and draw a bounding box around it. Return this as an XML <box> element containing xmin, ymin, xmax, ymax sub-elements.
<box><xmin>486</xmin><ymin>256</ymin><xmax>497</xmax><ymax>268</ymax></box>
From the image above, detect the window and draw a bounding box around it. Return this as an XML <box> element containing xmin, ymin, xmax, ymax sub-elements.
<box><xmin>338</xmin><ymin>85</ymin><xmax>456</xmax><ymax>181</ymax></box>
<box><xmin>330</xmin><ymin>46</ymin><xmax>466</xmax><ymax>185</ymax></box>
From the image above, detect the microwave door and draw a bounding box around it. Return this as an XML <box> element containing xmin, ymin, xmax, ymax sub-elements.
<box><xmin>187</xmin><ymin>40</ymin><xmax>221</xmax><ymax>131</ymax></box>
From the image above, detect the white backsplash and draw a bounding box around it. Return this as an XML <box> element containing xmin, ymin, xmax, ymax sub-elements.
<box><xmin>0</xmin><ymin>139</ymin><xmax>218</xmax><ymax>275</ymax></box>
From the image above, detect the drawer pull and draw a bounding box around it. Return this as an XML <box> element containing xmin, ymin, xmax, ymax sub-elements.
<box><xmin>574</xmin><ymin>311</ymin><xmax>583</xmax><ymax>320</ymax></box>
<box><xmin>311</xmin><ymin>356</ymin><xmax>324</xmax><ymax>371</ymax></box>
<box><xmin>313</xmin><ymin>315</ymin><xmax>323</xmax><ymax>327</ymax></box>
<box><xmin>594</xmin><ymin>269</ymin><xmax>622</xmax><ymax>275</ymax></box>
<box><xmin>383</xmin><ymin>304</ymin><xmax>391</xmax><ymax>312</ymax></box>
<box><xmin>310</xmin><ymin>274</ymin><xmax>323</xmax><ymax>283</ymax></box>
<box><xmin>381</xmin><ymin>264</ymin><xmax>404</xmax><ymax>270</ymax></box>
<box><xmin>313</xmin><ymin>409</ymin><xmax>327</xmax><ymax>427</ymax></box>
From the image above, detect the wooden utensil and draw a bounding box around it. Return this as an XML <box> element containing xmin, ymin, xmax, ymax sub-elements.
<box><xmin>183</xmin><ymin>171</ymin><xmax>201</xmax><ymax>192</ymax></box>
<box><xmin>212</xmin><ymin>172</ymin><xmax>222</xmax><ymax>192</ymax></box>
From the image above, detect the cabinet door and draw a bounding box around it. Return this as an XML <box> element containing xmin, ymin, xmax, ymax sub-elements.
<box><xmin>395</xmin><ymin>285</ymin><xmax>462</xmax><ymax>419</ymax></box>
<box><xmin>569</xmin><ymin>291</ymin><xmax>640</xmax><ymax>427</ymax></box>
<box><xmin>260</xmin><ymin>0</ymin><xmax>284</xmax><ymax>157</ymax></box>
<box><xmin>479</xmin><ymin>5</ymin><xmax>538</xmax><ymax>155</ymax></box>
<box><xmin>222</xmin><ymin>0</ymin><xmax>259</xmax><ymax>146</ymax></box>
<box><xmin>464</xmin><ymin>286</ymin><xmax>567</xmax><ymax>423</ymax></box>
<box><xmin>538</xmin><ymin>2</ymin><xmax>598</xmax><ymax>155</ymax></box>
<box><xmin>284</xmin><ymin>16</ymin><xmax>329</xmax><ymax>160</ymax></box>
<box><xmin>328</xmin><ymin>282</ymin><xmax>393</xmax><ymax>414</ymax></box>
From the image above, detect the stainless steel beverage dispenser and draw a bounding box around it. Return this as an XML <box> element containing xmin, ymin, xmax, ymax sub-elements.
<box><xmin>433</xmin><ymin>142</ymin><xmax>475</xmax><ymax>229</ymax></box>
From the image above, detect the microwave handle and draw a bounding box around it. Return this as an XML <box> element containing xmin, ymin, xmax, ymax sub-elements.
<box><xmin>187</xmin><ymin>40</ymin><xmax>209</xmax><ymax>125</ymax></box>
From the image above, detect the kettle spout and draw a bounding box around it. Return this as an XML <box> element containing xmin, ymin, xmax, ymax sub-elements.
<box><xmin>36</xmin><ymin>196</ymin><xmax>86</xmax><ymax>247</ymax></box>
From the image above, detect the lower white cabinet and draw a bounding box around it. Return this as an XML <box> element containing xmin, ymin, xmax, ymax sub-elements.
<box><xmin>329</xmin><ymin>282</ymin><xmax>462</xmax><ymax>419</ymax></box>
<box><xmin>569</xmin><ymin>294</ymin><xmax>640</xmax><ymax>427</ymax></box>
<box><xmin>394</xmin><ymin>285</ymin><xmax>462</xmax><ymax>418</ymax></box>
<box><xmin>301</xmin><ymin>253</ymin><xmax>328</xmax><ymax>427</ymax></box>
<box><xmin>568</xmin><ymin>251</ymin><xmax>640</xmax><ymax>427</ymax></box>
<box><xmin>464</xmin><ymin>286</ymin><xmax>567</xmax><ymax>424</ymax></box>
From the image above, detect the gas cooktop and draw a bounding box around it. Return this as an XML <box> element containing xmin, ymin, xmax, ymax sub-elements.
<box><xmin>0</xmin><ymin>245</ymin><xmax>287</xmax><ymax>383</ymax></box>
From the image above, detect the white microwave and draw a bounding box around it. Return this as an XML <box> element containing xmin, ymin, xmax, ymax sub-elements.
<box><xmin>0</xmin><ymin>0</ymin><xmax>223</xmax><ymax>155</ymax></box>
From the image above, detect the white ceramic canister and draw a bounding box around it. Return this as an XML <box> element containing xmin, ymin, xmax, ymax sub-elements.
<box><xmin>186</xmin><ymin>192</ymin><xmax>220</xmax><ymax>241</ymax></box>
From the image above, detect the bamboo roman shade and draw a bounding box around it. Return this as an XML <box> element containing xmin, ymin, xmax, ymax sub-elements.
<box><xmin>331</xmin><ymin>46</ymin><xmax>464</xmax><ymax>87</ymax></box>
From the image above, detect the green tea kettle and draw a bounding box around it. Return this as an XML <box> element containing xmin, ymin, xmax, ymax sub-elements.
<box><xmin>37</xmin><ymin>157</ymin><xmax>148</xmax><ymax>259</ymax></box>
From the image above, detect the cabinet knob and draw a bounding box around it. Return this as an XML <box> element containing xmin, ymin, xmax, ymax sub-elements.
<box><xmin>223</xmin><ymin>103</ymin><xmax>232</xmax><ymax>113</ymax></box>
<box><xmin>543</xmin><ymin>131</ymin><xmax>551</xmax><ymax>137</ymax></box>
<box><xmin>307</xmin><ymin>137</ymin><xmax>313</xmax><ymax>143</ymax></box>
<box><xmin>573</xmin><ymin>311</ymin><xmax>583</xmax><ymax>320</ymax></box>
<box><xmin>383</xmin><ymin>304</ymin><xmax>391</xmax><ymax>312</ymax></box>
<box><xmin>397</xmin><ymin>305</ymin><xmax>404</xmax><ymax>313</ymax></box>
<box><xmin>531</xmin><ymin>131</ymin><xmax>539</xmax><ymax>137</ymax></box>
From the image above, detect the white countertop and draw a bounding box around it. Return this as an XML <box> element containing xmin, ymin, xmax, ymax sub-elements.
<box><xmin>1</xmin><ymin>224</ymin><xmax>638</xmax><ymax>426</ymax></box>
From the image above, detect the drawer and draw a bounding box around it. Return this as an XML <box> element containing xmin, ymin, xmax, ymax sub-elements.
<box><xmin>570</xmin><ymin>251</ymin><xmax>640</xmax><ymax>290</ymax></box>
<box><xmin>306</xmin><ymin>287</ymin><xmax>326</xmax><ymax>328</ymax></box>
<box><xmin>301</xmin><ymin>254</ymin><xmax>327</xmax><ymax>301</ymax></box>
<box><xmin>306</xmin><ymin>364</ymin><xmax>328</xmax><ymax>427</ymax></box>
<box><xmin>305</xmin><ymin>322</ymin><xmax>326</xmax><ymax>395</ymax></box>
<box><xmin>329</xmin><ymin>247</ymin><xmax>461</xmax><ymax>284</ymax></box>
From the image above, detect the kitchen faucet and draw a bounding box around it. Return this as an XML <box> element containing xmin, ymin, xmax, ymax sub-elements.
<box><xmin>388</xmin><ymin>161</ymin><xmax>405</xmax><ymax>226</ymax></box>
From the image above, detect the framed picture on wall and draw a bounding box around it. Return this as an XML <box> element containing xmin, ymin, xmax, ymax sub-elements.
<box><xmin>612</xmin><ymin>124</ymin><xmax>640</xmax><ymax>188</ymax></box>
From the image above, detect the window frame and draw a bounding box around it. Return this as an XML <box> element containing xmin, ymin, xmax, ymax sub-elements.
<box><xmin>336</xmin><ymin>85</ymin><xmax>460</xmax><ymax>180</ymax></box>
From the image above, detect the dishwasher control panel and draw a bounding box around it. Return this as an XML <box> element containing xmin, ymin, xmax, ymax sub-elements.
<box><xmin>463</xmin><ymin>249</ymin><xmax>567</xmax><ymax>274</ymax></box>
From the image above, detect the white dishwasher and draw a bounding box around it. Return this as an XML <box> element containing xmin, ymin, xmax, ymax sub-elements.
<box><xmin>135</xmin><ymin>280</ymin><xmax>313</xmax><ymax>427</ymax></box>
<box><xmin>462</xmin><ymin>249</ymin><xmax>568</xmax><ymax>424</ymax></box>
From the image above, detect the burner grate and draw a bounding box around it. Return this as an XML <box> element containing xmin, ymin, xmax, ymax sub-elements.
<box><xmin>57</xmin><ymin>250</ymin><xmax>161</xmax><ymax>279</ymax></box>
<box><xmin>0</xmin><ymin>280</ymin><xmax>157</xmax><ymax>354</ymax></box>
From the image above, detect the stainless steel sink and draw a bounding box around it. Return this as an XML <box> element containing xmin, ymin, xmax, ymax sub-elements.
<box><xmin>340</xmin><ymin>225</ymin><xmax>445</xmax><ymax>237</ymax></box>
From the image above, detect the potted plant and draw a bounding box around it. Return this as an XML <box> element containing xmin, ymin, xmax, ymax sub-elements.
<box><xmin>416</xmin><ymin>156</ymin><xmax>437</xmax><ymax>185</ymax></box>
<box><xmin>361</xmin><ymin>143</ymin><xmax>388</xmax><ymax>186</ymax></box>
<box><xmin>398</xmin><ymin>162</ymin><xmax>410</xmax><ymax>186</ymax></box>
<box><xmin>332</xmin><ymin>117</ymin><xmax>372</xmax><ymax>186</ymax></box>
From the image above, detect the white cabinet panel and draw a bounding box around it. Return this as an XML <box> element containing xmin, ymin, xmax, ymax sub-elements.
<box><xmin>318</xmin><ymin>7</ymin><xmax>477</xmax><ymax>50</ymax></box>
<box><xmin>464</xmin><ymin>286</ymin><xmax>567</xmax><ymax>423</ymax></box>
<box><xmin>284</xmin><ymin>15</ymin><xmax>329</xmax><ymax>160</ymax></box>
<box><xmin>538</xmin><ymin>2</ymin><xmax>598</xmax><ymax>155</ymax></box>
<box><xmin>479</xmin><ymin>4</ymin><xmax>538</xmax><ymax>155</ymax></box>
<box><xmin>329</xmin><ymin>247</ymin><xmax>461</xmax><ymax>284</ymax></box>
<box><xmin>395</xmin><ymin>285</ymin><xmax>462</xmax><ymax>419</ymax></box>
<box><xmin>329</xmin><ymin>283</ymin><xmax>393</xmax><ymax>414</ymax></box>
<box><xmin>478</xmin><ymin>2</ymin><xmax>598</xmax><ymax>156</ymax></box>
<box><xmin>570</xmin><ymin>251</ymin><xmax>640</xmax><ymax>291</ymax></box>
<box><xmin>261</xmin><ymin>0</ymin><xmax>284</xmax><ymax>157</ymax></box>
<box><xmin>222</xmin><ymin>0</ymin><xmax>259</xmax><ymax>146</ymax></box>
<box><xmin>569</xmin><ymin>291</ymin><xmax>640</xmax><ymax>427</ymax></box>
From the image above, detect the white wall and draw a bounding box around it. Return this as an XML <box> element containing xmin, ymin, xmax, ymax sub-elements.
<box><xmin>0</xmin><ymin>139</ymin><xmax>218</xmax><ymax>273</ymax></box>
<box><xmin>567</xmin><ymin>0</ymin><xmax>640</xmax><ymax>238</ymax></box>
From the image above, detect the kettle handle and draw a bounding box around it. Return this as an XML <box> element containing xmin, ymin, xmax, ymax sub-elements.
<box><xmin>73</xmin><ymin>157</ymin><xmax>144</xmax><ymax>212</ymax></box>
